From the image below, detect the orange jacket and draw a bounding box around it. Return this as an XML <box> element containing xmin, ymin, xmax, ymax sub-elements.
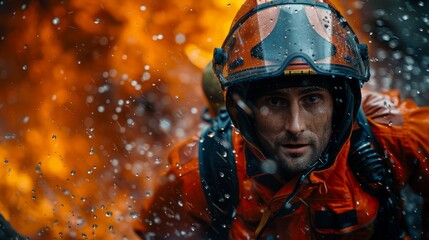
<box><xmin>134</xmin><ymin>90</ymin><xmax>429</xmax><ymax>239</ymax></box>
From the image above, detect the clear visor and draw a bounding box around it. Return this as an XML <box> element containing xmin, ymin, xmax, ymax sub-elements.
<box><xmin>214</xmin><ymin>3</ymin><xmax>370</xmax><ymax>87</ymax></box>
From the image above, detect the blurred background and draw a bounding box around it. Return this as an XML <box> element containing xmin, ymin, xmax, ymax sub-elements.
<box><xmin>0</xmin><ymin>0</ymin><xmax>427</xmax><ymax>239</ymax></box>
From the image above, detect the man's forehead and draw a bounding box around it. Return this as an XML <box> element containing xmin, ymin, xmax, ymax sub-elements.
<box><xmin>257</xmin><ymin>86</ymin><xmax>330</xmax><ymax>98</ymax></box>
<box><xmin>266</xmin><ymin>85</ymin><xmax>328</xmax><ymax>93</ymax></box>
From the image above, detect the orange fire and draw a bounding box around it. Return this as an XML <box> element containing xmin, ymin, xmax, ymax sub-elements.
<box><xmin>0</xmin><ymin>0</ymin><xmax>369</xmax><ymax>239</ymax></box>
<box><xmin>0</xmin><ymin>0</ymin><xmax>244</xmax><ymax>238</ymax></box>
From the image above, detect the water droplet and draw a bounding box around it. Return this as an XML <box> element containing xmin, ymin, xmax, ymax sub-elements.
<box><xmin>105</xmin><ymin>211</ymin><xmax>112</xmax><ymax>217</ymax></box>
<box><xmin>22</xmin><ymin>65</ymin><xmax>28</xmax><ymax>71</ymax></box>
<box><xmin>23</xmin><ymin>116</ymin><xmax>29</xmax><ymax>124</ymax></box>
<box><xmin>304</xmin><ymin>225</ymin><xmax>310</xmax><ymax>231</ymax></box>
<box><xmin>261</xmin><ymin>159</ymin><xmax>277</xmax><ymax>174</ymax></box>
<box><xmin>159</xmin><ymin>118</ymin><xmax>171</xmax><ymax>131</ymax></box>
<box><xmin>52</xmin><ymin>17</ymin><xmax>60</xmax><ymax>25</ymax></box>
<box><xmin>178</xmin><ymin>201</ymin><xmax>183</xmax><ymax>207</ymax></box>
<box><xmin>175</xmin><ymin>33</ymin><xmax>186</xmax><ymax>45</ymax></box>
<box><xmin>219</xmin><ymin>172</ymin><xmax>225</xmax><ymax>177</ymax></box>
<box><xmin>382</xmin><ymin>33</ymin><xmax>391</xmax><ymax>42</ymax></box>
<box><xmin>94</xmin><ymin>18</ymin><xmax>101</xmax><ymax>24</ymax></box>
<box><xmin>89</xmin><ymin>148</ymin><xmax>95</xmax><ymax>155</ymax></box>
<box><xmin>168</xmin><ymin>173</ymin><xmax>176</xmax><ymax>181</ymax></box>
<box><xmin>52</xmin><ymin>135</ymin><xmax>57</xmax><ymax>140</ymax></box>
<box><xmin>70</xmin><ymin>170</ymin><xmax>76</xmax><ymax>176</ymax></box>
<box><xmin>388</xmin><ymin>121</ymin><xmax>393</xmax><ymax>127</ymax></box>
<box><xmin>130</xmin><ymin>212</ymin><xmax>139</xmax><ymax>218</ymax></box>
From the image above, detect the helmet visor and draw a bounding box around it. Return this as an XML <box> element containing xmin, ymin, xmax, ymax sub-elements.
<box><xmin>214</xmin><ymin>2</ymin><xmax>370</xmax><ymax>87</ymax></box>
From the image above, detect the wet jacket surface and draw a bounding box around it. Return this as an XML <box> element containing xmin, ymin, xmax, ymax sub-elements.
<box><xmin>134</xmin><ymin>90</ymin><xmax>429</xmax><ymax>239</ymax></box>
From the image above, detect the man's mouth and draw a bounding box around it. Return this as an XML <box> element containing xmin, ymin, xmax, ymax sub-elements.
<box><xmin>281</xmin><ymin>143</ymin><xmax>310</xmax><ymax>155</ymax></box>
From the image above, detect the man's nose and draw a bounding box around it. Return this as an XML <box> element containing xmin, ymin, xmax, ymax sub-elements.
<box><xmin>286</xmin><ymin>103</ymin><xmax>304</xmax><ymax>136</ymax></box>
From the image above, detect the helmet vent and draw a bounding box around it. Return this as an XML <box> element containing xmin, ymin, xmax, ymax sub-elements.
<box><xmin>229</xmin><ymin>57</ymin><xmax>245</xmax><ymax>70</ymax></box>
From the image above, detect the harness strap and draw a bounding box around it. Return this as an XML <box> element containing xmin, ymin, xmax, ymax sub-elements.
<box><xmin>198</xmin><ymin>109</ymin><xmax>238</xmax><ymax>239</ymax></box>
<box><xmin>349</xmin><ymin>108</ymin><xmax>404</xmax><ymax>240</ymax></box>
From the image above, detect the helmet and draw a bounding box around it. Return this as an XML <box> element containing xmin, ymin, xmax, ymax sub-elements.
<box><xmin>213</xmin><ymin>0</ymin><xmax>370</xmax><ymax>171</ymax></box>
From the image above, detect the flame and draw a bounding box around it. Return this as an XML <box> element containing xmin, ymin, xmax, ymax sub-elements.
<box><xmin>0</xmin><ymin>0</ymin><xmax>368</xmax><ymax>239</ymax></box>
<box><xmin>0</xmin><ymin>0</ymin><xmax>244</xmax><ymax>239</ymax></box>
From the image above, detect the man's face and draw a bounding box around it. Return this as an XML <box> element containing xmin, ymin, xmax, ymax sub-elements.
<box><xmin>252</xmin><ymin>86</ymin><xmax>333</xmax><ymax>176</ymax></box>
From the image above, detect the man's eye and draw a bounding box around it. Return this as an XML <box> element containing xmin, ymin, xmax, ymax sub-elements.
<box><xmin>269</xmin><ymin>97</ymin><xmax>286</xmax><ymax>106</ymax></box>
<box><xmin>306</xmin><ymin>95</ymin><xmax>321</xmax><ymax>103</ymax></box>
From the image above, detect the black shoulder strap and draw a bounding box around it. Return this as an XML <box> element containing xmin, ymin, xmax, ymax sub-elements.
<box><xmin>349</xmin><ymin>107</ymin><xmax>404</xmax><ymax>240</ymax></box>
<box><xmin>349</xmin><ymin>108</ymin><xmax>388</xmax><ymax>194</ymax></box>
<box><xmin>198</xmin><ymin>109</ymin><xmax>239</xmax><ymax>239</ymax></box>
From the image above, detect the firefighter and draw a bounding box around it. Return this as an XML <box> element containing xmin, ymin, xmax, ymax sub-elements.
<box><xmin>134</xmin><ymin>0</ymin><xmax>429</xmax><ymax>239</ymax></box>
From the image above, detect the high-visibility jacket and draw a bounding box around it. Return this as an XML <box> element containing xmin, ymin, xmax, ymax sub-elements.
<box><xmin>134</xmin><ymin>90</ymin><xmax>429</xmax><ymax>239</ymax></box>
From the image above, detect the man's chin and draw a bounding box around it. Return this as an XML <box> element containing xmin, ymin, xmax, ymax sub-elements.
<box><xmin>279</xmin><ymin>155</ymin><xmax>316</xmax><ymax>172</ymax></box>
<box><xmin>289</xmin><ymin>153</ymin><xmax>304</xmax><ymax>158</ymax></box>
